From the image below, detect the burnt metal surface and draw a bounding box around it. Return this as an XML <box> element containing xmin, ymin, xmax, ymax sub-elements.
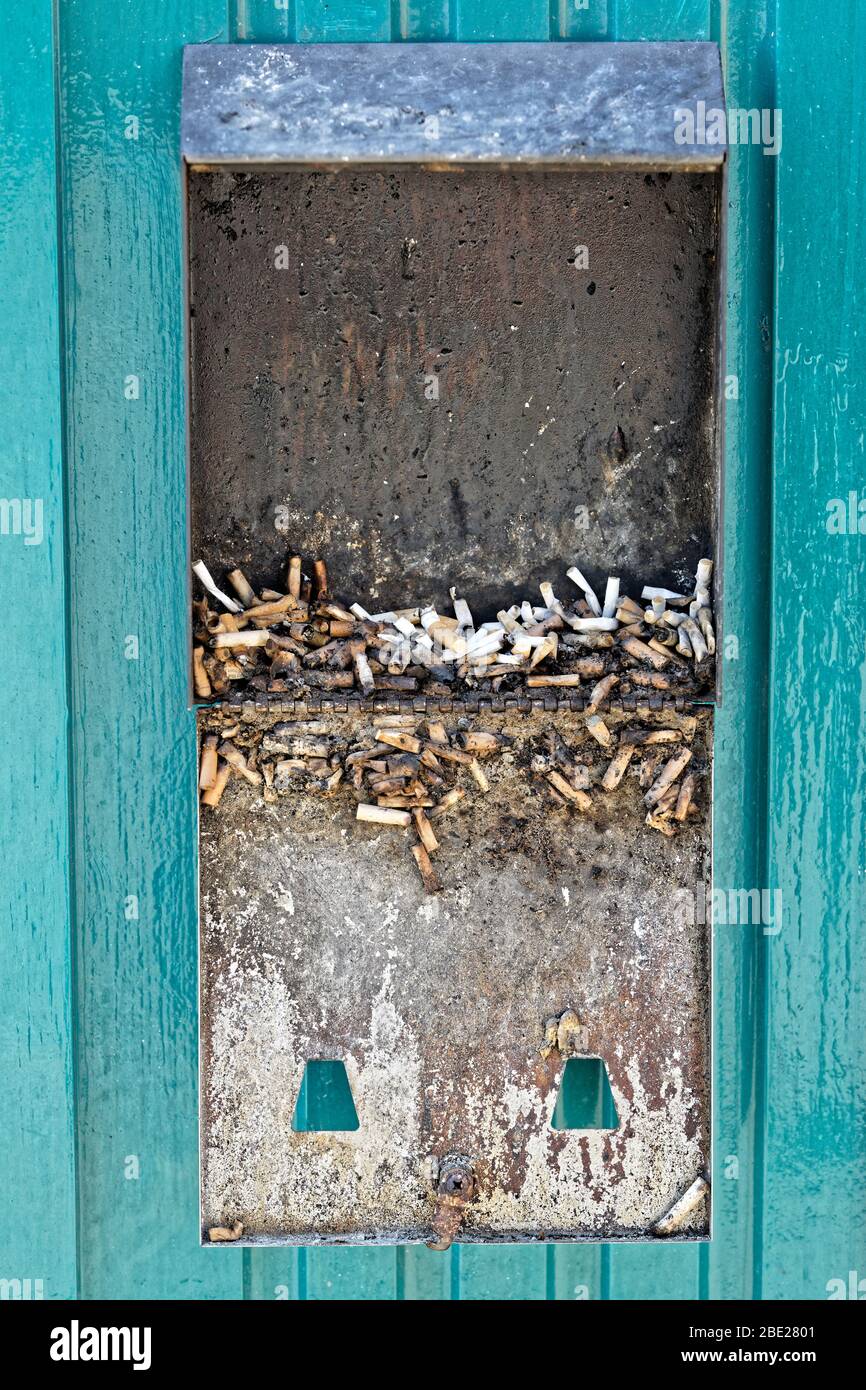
<box><xmin>188</xmin><ymin>165</ymin><xmax>721</xmax><ymax>620</ymax></box>
<box><xmin>181</xmin><ymin>42</ymin><xmax>725</xmax><ymax>169</ymax></box>
<box><xmin>199</xmin><ymin>703</ymin><xmax>711</xmax><ymax>1244</ymax></box>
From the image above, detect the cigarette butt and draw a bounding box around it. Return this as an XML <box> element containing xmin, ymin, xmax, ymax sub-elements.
<box><xmin>675</xmin><ymin>624</ymin><xmax>693</xmax><ymax>658</ymax></box>
<box><xmin>287</xmin><ymin>553</ymin><xmax>301</xmax><ymax>597</ymax></box>
<box><xmin>646</xmin><ymin>811</ymin><xmax>677</xmax><ymax>837</ymax></box>
<box><xmin>681</xmin><ymin>616</ymin><xmax>708</xmax><ymax>662</ymax></box>
<box><xmin>602</xmin><ymin>576</ymin><xmax>620</xmax><ymax>618</ymax></box>
<box><xmin>199</xmin><ymin>735</ymin><xmax>219</xmax><ymax>790</ymax></box>
<box><xmin>645</xmin><ymin>748</ymin><xmax>693</xmax><ymax>807</ymax></box>
<box><xmin>526</xmin><ymin>673</ymin><xmax>582</xmax><ymax>688</ymax></box>
<box><xmin>329</xmin><ymin>620</ymin><xmax>354</xmax><ymax>638</ymax></box>
<box><xmin>601</xmin><ymin>743</ymin><xmax>636</xmax><ymax>791</ymax></box>
<box><xmin>218</xmin><ymin>741</ymin><xmax>263</xmax><ymax>785</ymax></box>
<box><xmin>227</xmin><ymin>569</ymin><xmax>257</xmax><ymax>608</ymax></box>
<box><xmin>429</xmin><ymin>787</ymin><xmax>467</xmax><ymax>821</ymax></box>
<box><xmin>373</xmin><ymin>715</ymin><xmax>419</xmax><ymax>728</ymax></box>
<box><xmin>546</xmin><ymin>770</ymin><xmax>592</xmax><ymax>811</ymax></box>
<box><xmin>419</xmin><ymin>747</ymin><xmax>443</xmax><ymax>772</ymax></box>
<box><xmin>318</xmin><ymin>602</ymin><xmax>355</xmax><ymax>623</ymax></box>
<box><xmin>450</xmin><ymin>590</ymin><xmax>474</xmax><ymax>630</ymax></box>
<box><xmin>565</xmin><ymin>616</ymin><xmax>618</xmax><ymax>633</ymax></box>
<box><xmin>697</xmin><ymin>606</ymin><xmax>716</xmax><ymax>654</ymax></box>
<box><xmin>376</xmin><ymin>730</ymin><xmax>422</xmax><ymax>754</ymax></box>
<box><xmin>469</xmin><ymin>759</ymin><xmax>490</xmax><ymax>792</ymax></box>
<box><xmin>378</xmin><ymin>796</ymin><xmax>435</xmax><ymax>809</ymax></box>
<box><xmin>356</xmin><ymin>804</ymin><xmax>412</xmax><ymax>827</ymax></box>
<box><xmin>587</xmin><ymin>673</ymin><xmax>619</xmax><ymax>711</ymax></box>
<box><xmin>305</xmin><ymin>671</ymin><xmax>355</xmax><ymax>689</ymax></box>
<box><xmin>639</xmin><ymin>750</ymin><xmax>665</xmax><ymax>788</ymax></box>
<box><xmin>246</xmin><ymin>595</ymin><xmax>303</xmax><ymax>621</ymax></box>
<box><xmin>497</xmin><ymin>608</ymin><xmax>521</xmax><ymax>634</ymax></box>
<box><xmin>529</xmin><ymin>634</ymin><xmax>558</xmax><ymax>668</ymax></box>
<box><xmin>641</xmin><ymin>586</ymin><xmax>686</xmax><ymax>602</ymax></box>
<box><xmin>425</xmin><ymin>742</ymin><xmax>473</xmax><ymax>765</ymax></box>
<box><xmin>622</xmin><ymin>729</ymin><xmax>682</xmax><ymax>746</ymax></box>
<box><xmin>312</xmin><ymin>558</ymin><xmax>328</xmax><ymax>597</ymax></box>
<box><xmin>192</xmin><ymin>560</ymin><xmax>243</xmax><ymax>614</ymax></box>
<box><xmin>411</xmin><ymin>842</ymin><xmax>442</xmax><ymax>895</ymax></box>
<box><xmin>412</xmin><ymin>808</ymin><xmax>439</xmax><ymax>853</ymax></box>
<box><xmin>458</xmin><ymin>731</ymin><xmax>507</xmax><ymax>756</ymax></box>
<box><xmin>621</xmin><ymin>636</ymin><xmax>670</xmax><ymax>671</ymax></box>
<box><xmin>213</xmin><ymin>629</ymin><xmax>270</xmax><ymax>649</ymax></box>
<box><xmin>674</xmin><ymin>773</ymin><xmax>697</xmax><ymax>821</ymax></box>
<box><xmin>208</xmin><ymin>1221</ymin><xmax>244</xmax><ymax>1243</ymax></box>
<box><xmin>193</xmin><ymin>645</ymin><xmax>212</xmax><ymax>698</ymax></box>
<box><xmin>654</xmin><ymin>783</ymin><xmax>680</xmax><ymax>815</ymax></box>
<box><xmin>270</xmin><ymin>650</ymin><xmax>300</xmax><ymax>677</ymax></box>
<box><xmin>585</xmin><ymin>714</ymin><xmax>612</xmax><ymax>749</ymax></box>
<box><xmin>617</xmin><ymin>595</ymin><xmax>644</xmax><ymax>618</ymax></box>
<box><xmin>201</xmin><ymin>760</ymin><xmax>231</xmax><ymax>807</ymax></box>
<box><xmin>353</xmin><ymin>648</ymin><xmax>376</xmax><ymax>695</ymax></box>
<box><xmin>628</xmin><ymin>670</ymin><xmax>675</xmax><ymax>691</ymax></box>
<box><xmin>695</xmin><ymin>558</ymin><xmax>713</xmax><ymax>589</ymax></box>
<box><xmin>653</xmin><ymin>1176</ymin><xmax>710</xmax><ymax>1236</ymax></box>
<box><xmin>565</xmin><ymin>565</ymin><xmax>602</xmax><ymax>616</ymax></box>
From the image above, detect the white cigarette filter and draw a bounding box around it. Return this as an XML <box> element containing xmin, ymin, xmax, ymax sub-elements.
<box><xmin>695</xmin><ymin>558</ymin><xmax>713</xmax><ymax>588</ymax></box>
<box><xmin>192</xmin><ymin>560</ymin><xmax>243</xmax><ymax>613</ymax></box>
<box><xmin>566</xmin><ymin>565</ymin><xmax>602</xmax><ymax>616</ymax></box>
<box><xmin>212</xmin><ymin>629</ymin><xmax>270</xmax><ymax>648</ymax></box>
<box><xmin>602</xmin><ymin>576</ymin><xmax>620</xmax><ymax>618</ymax></box>
<box><xmin>567</xmin><ymin>616</ymin><xmax>618</xmax><ymax>632</ymax></box>
<box><xmin>641</xmin><ymin>585</ymin><xmax>686</xmax><ymax>602</ymax></box>
<box><xmin>450</xmin><ymin>589</ymin><xmax>474</xmax><ymax>631</ymax></box>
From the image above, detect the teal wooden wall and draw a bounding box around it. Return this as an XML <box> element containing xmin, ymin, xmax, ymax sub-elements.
<box><xmin>2</xmin><ymin>0</ymin><xmax>863</xmax><ymax>1300</ymax></box>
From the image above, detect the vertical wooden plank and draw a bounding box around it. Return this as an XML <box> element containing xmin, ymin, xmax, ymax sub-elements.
<box><xmin>239</xmin><ymin>1</ymin><xmax>297</xmax><ymax>40</ymax></box>
<box><xmin>457</xmin><ymin>1245</ymin><xmax>547</xmax><ymax>1300</ymax></box>
<box><xmin>708</xmin><ymin>0</ymin><xmax>776</xmax><ymax>1301</ymax></box>
<box><xmin>608</xmin><ymin>1245</ymin><xmax>702</xmax><ymax>1301</ymax></box>
<box><xmin>401</xmin><ymin>1246</ymin><xmax>453</xmax><ymax>1299</ymax></box>
<box><xmin>764</xmin><ymin>0</ymin><xmax>866</xmax><ymax>1301</ymax></box>
<box><xmin>0</xmin><ymin>0</ymin><xmax>78</xmax><ymax>1302</ymax></box>
<box><xmin>305</xmin><ymin>1248</ymin><xmax>398</xmax><ymax>1299</ymax></box>
<box><xmin>606</xmin><ymin>0</ymin><xmax>713</xmax><ymax>1302</ymax></box>
<box><xmin>296</xmin><ymin>1</ymin><xmax>391</xmax><ymax>41</ymax></box>
<box><xmin>551</xmin><ymin>0</ymin><xmax>611</xmax><ymax>40</ymax></box>
<box><xmin>392</xmin><ymin>0</ymin><xmax>451</xmax><ymax>40</ymax></box>
<box><xmin>613</xmin><ymin>0</ymin><xmax>710</xmax><ymax>40</ymax></box>
<box><xmin>57</xmin><ymin>0</ymin><xmax>241</xmax><ymax>1298</ymax></box>
<box><xmin>454</xmin><ymin>1</ymin><xmax>550</xmax><ymax>41</ymax></box>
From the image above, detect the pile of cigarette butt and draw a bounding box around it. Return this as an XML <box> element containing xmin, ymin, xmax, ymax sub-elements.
<box><xmin>199</xmin><ymin>704</ymin><xmax>703</xmax><ymax>895</ymax></box>
<box><xmin>191</xmin><ymin>554</ymin><xmax>716</xmax><ymax>705</ymax></box>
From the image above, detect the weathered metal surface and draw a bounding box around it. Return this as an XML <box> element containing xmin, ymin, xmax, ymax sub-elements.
<box><xmin>181</xmin><ymin>41</ymin><xmax>725</xmax><ymax>168</ymax></box>
<box><xmin>199</xmin><ymin>703</ymin><xmax>711</xmax><ymax>1244</ymax></box>
<box><xmin>187</xmin><ymin>164</ymin><xmax>722</xmax><ymax>619</ymax></box>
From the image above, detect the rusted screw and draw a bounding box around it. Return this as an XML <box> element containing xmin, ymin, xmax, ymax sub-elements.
<box><xmin>427</xmin><ymin>1155</ymin><xmax>476</xmax><ymax>1252</ymax></box>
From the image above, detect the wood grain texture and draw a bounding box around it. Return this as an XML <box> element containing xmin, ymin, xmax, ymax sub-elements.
<box><xmin>57</xmin><ymin>0</ymin><xmax>240</xmax><ymax>1299</ymax></box>
<box><xmin>764</xmin><ymin>0</ymin><xmax>866</xmax><ymax>1300</ymax></box>
<box><xmin>0</xmin><ymin>0</ymin><xmax>78</xmax><ymax>1301</ymax></box>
